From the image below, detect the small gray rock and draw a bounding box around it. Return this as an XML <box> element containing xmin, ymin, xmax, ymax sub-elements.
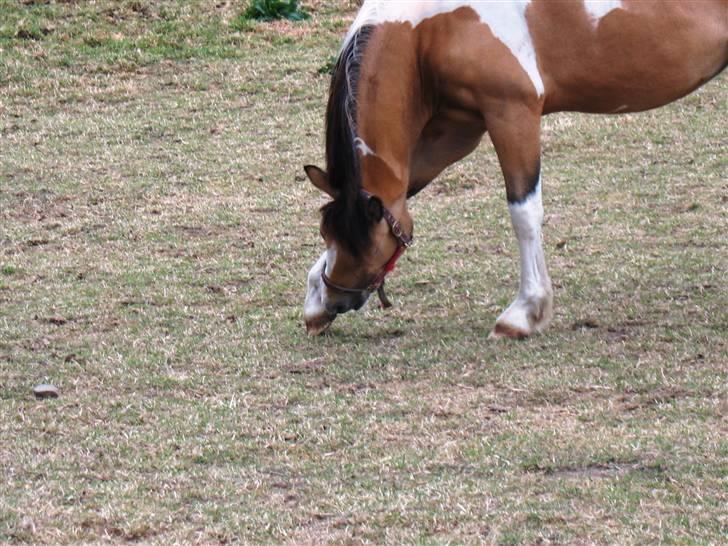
<box><xmin>33</xmin><ymin>384</ymin><xmax>59</xmax><ymax>399</ymax></box>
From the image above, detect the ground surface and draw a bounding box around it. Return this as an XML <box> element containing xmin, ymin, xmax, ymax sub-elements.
<box><xmin>1</xmin><ymin>1</ymin><xmax>726</xmax><ymax>544</ymax></box>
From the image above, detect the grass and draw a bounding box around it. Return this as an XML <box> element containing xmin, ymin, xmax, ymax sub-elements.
<box><xmin>1</xmin><ymin>1</ymin><xmax>726</xmax><ymax>544</ymax></box>
<box><xmin>237</xmin><ymin>0</ymin><xmax>310</xmax><ymax>23</ymax></box>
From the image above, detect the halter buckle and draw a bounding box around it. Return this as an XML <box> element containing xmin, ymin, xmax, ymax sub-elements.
<box><xmin>391</xmin><ymin>220</ymin><xmax>403</xmax><ymax>240</ymax></box>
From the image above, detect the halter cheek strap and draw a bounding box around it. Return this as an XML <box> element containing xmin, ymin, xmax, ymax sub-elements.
<box><xmin>366</xmin><ymin>244</ymin><xmax>406</xmax><ymax>309</ymax></box>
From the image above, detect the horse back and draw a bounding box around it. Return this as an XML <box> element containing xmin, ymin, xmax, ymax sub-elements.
<box><xmin>368</xmin><ymin>0</ymin><xmax>728</xmax><ymax>115</ymax></box>
<box><xmin>532</xmin><ymin>0</ymin><xmax>728</xmax><ymax>113</ymax></box>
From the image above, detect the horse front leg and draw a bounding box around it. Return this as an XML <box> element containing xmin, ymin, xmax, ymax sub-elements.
<box><xmin>486</xmin><ymin>103</ymin><xmax>553</xmax><ymax>339</ymax></box>
<box><xmin>492</xmin><ymin>175</ymin><xmax>553</xmax><ymax>338</ymax></box>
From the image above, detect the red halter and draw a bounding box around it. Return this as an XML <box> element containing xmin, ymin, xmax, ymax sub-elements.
<box><xmin>321</xmin><ymin>191</ymin><xmax>412</xmax><ymax>309</ymax></box>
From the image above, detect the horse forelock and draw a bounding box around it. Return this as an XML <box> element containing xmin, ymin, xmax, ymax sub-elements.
<box><xmin>323</xmin><ymin>25</ymin><xmax>375</xmax><ymax>258</ymax></box>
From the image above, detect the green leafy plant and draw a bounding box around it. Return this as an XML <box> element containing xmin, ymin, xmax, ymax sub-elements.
<box><xmin>317</xmin><ymin>54</ymin><xmax>337</xmax><ymax>75</ymax></box>
<box><xmin>239</xmin><ymin>0</ymin><xmax>309</xmax><ymax>22</ymax></box>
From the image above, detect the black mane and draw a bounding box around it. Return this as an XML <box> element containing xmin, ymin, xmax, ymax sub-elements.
<box><xmin>321</xmin><ymin>25</ymin><xmax>374</xmax><ymax>258</ymax></box>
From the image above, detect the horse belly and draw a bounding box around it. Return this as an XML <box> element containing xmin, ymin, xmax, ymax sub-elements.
<box><xmin>533</xmin><ymin>0</ymin><xmax>728</xmax><ymax>114</ymax></box>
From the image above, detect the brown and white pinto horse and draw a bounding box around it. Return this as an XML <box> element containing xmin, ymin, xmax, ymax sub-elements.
<box><xmin>303</xmin><ymin>0</ymin><xmax>727</xmax><ymax>337</ymax></box>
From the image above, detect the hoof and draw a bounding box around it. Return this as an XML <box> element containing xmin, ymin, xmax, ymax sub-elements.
<box><xmin>491</xmin><ymin>290</ymin><xmax>553</xmax><ymax>340</ymax></box>
<box><xmin>489</xmin><ymin>322</ymin><xmax>529</xmax><ymax>340</ymax></box>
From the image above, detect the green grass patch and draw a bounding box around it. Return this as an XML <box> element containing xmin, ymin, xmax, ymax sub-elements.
<box><xmin>238</xmin><ymin>0</ymin><xmax>310</xmax><ymax>22</ymax></box>
<box><xmin>1</xmin><ymin>265</ymin><xmax>18</xmax><ymax>276</ymax></box>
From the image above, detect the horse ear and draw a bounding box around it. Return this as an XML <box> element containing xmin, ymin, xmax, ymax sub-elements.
<box><xmin>304</xmin><ymin>165</ymin><xmax>337</xmax><ymax>198</ymax></box>
<box><xmin>366</xmin><ymin>195</ymin><xmax>384</xmax><ymax>224</ymax></box>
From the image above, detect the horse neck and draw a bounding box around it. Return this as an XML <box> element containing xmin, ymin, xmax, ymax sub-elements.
<box><xmin>355</xmin><ymin>27</ymin><xmax>428</xmax><ymax>207</ymax></box>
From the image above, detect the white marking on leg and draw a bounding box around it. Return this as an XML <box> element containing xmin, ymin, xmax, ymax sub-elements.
<box><xmin>346</xmin><ymin>1</ymin><xmax>544</xmax><ymax>96</ymax></box>
<box><xmin>497</xmin><ymin>179</ymin><xmax>553</xmax><ymax>334</ymax></box>
<box><xmin>583</xmin><ymin>0</ymin><xmax>622</xmax><ymax>27</ymax></box>
<box><xmin>354</xmin><ymin>137</ymin><xmax>375</xmax><ymax>156</ymax></box>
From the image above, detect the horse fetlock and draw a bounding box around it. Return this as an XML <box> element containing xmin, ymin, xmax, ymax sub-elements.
<box><xmin>530</xmin><ymin>289</ymin><xmax>554</xmax><ymax>331</ymax></box>
<box><xmin>491</xmin><ymin>289</ymin><xmax>553</xmax><ymax>339</ymax></box>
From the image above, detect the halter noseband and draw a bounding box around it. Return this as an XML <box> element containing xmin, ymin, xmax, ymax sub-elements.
<box><xmin>321</xmin><ymin>191</ymin><xmax>413</xmax><ymax>309</ymax></box>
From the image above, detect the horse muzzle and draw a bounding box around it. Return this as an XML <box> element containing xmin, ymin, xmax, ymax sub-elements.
<box><xmin>304</xmin><ymin>292</ymin><xmax>367</xmax><ymax>335</ymax></box>
<box><xmin>305</xmin><ymin>311</ymin><xmax>336</xmax><ymax>336</ymax></box>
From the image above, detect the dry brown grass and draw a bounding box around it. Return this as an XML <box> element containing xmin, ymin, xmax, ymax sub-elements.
<box><xmin>1</xmin><ymin>1</ymin><xmax>726</xmax><ymax>544</ymax></box>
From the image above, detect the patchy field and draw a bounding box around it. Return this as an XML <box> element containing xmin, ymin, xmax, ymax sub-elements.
<box><xmin>1</xmin><ymin>1</ymin><xmax>726</xmax><ymax>544</ymax></box>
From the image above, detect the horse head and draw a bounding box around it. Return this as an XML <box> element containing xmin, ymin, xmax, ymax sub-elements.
<box><xmin>303</xmin><ymin>164</ymin><xmax>412</xmax><ymax>335</ymax></box>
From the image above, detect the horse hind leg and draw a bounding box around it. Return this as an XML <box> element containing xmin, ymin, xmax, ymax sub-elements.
<box><xmin>486</xmin><ymin>103</ymin><xmax>553</xmax><ymax>339</ymax></box>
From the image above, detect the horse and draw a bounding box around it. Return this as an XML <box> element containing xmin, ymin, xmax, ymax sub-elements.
<box><xmin>303</xmin><ymin>0</ymin><xmax>727</xmax><ymax>338</ymax></box>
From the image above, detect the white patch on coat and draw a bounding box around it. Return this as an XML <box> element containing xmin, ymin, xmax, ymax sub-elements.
<box><xmin>304</xmin><ymin>251</ymin><xmax>327</xmax><ymax>320</ymax></box>
<box><xmin>583</xmin><ymin>0</ymin><xmax>622</xmax><ymax>27</ymax></box>
<box><xmin>346</xmin><ymin>0</ymin><xmax>544</xmax><ymax>96</ymax></box>
<box><xmin>304</xmin><ymin>248</ymin><xmax>336</xmax><ymax>320</ymax></box>
<box><xmin>354</xmin><ymin>137</ymin><xmax>375</xmax><ymax>156</ymax></box>
<box><xmin>496</xmin><ymin>179</ymin><xmax>552</xmax><ymax>332</ymax></box>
